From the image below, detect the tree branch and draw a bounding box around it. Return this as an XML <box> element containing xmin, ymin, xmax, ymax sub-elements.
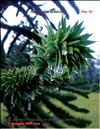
<box><xmin>13</xmin><ymin>3</ymin><xmax>37</xmax><ymax>32</ymax></box>
<box><xmin>1</xmin><ymin>30</ymin><xmax>11</xmax><ymax>49</ymax></box>
<box><xmin>52</xmin><ymin>1</ymin><xmax>69</xmax><ymax>19</ymax></box>
<box><xmin>1</xmin><ymin>22</ymin><xmax>41</xmax><ymax>43</ymax></box>
<box><xmin>25</xmin><ymin>1</ymin><xmax>57</xmax><ymax>30</ymax></box>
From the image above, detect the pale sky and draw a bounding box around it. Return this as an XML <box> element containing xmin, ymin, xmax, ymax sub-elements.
<box><xmin>1</xmin><ymin>1</ymin><xmax>100</xmax><ymax>58</ymax></box>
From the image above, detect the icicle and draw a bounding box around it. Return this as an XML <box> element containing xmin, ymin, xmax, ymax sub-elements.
<box><xmin>47</xmin><ymin>54</ymin><xmax>50</xmax><ymax>57</ymax></box>
<box><xmin>75</xmin><ymin>71</ymin><xmax>78</xmax><ymax>74</ymax></box>
<box><xmin>11</xmin><ymin>97</ymin><xmax>15</xmax><ymax>107</ymax></box>
<box><xmin>55</xmin><ymin>87</ymin><xmax>59</xmax><ymax>91</ymax></box>
<box><xmin>48</xmin><ymin>65</ymin><xmax>53</xmax><ymax>71</ymax></box>
<box><xmin>59</xmin><ymin>69</ymin><xmax>63</xmax><ymax>74</ymax></box>
<box><xmin>55</xmin><ymin>66</ymin><xmax>59</xmax><ymax>73</ymax></box>
<box><xmin>39</xmin><ymin>76</ymin><xmax>43</xmax><ymax>80</ymax></box>
<box><xmin>62</xmin><ymin>50</ymin><xmax>67</xmax><ymax>55</ymax></box>
<box><xmin>32</xmin><ymin>71</ymin><xmax>36</xmax><ymax>76</ymax></box>
<box><xmin>28</xmin><ymin>102</ymin><xmax>31</xmax><ymax>111</ymax></box>
<box><xmin>48</xmin><ymin>65</ymin><xmax>51</xmax><ymax>71</ymax></box>
<box><xmin>56</xmin><ymin>65</ymin><xmax>63</xmax><ymax>74</ymax></box>
<box><xmin>50</xmin><ymin>75</ymin><xmax>54</xmax><ymax>81</ymax></box>
<box><xmin>50</xmin><ymin>65</ymin><xmax>53</xmax><ymax>71</ymax></box>
<box><xmin>53</xmin><ymin>68</ymin><xmax>56</xmax><ymax>72</ymax></box>
<box><xmin>31</xmin><ymin>95</ymin><xmax>35</xmax><ymax>100</ymax></box>
<box><xmin>86</xmin><ymin>66</ymin><xmax>89</xmax><ymax>70</ymax></box>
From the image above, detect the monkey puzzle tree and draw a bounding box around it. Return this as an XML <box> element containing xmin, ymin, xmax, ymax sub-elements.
<box><xmin>1</xmin><ymin>16</ymin><xmax>97</xmax><ymax>128</ymax></box>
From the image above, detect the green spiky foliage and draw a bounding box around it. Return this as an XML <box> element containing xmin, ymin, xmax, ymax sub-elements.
<box><xmin>28</xmin><ymin>16</ymin><xmax>95</xmax><ymax>77</ymax></box>
<box><xmin>1</xmin><ymin>17</ymin><xmax>96</xmax><ymax>128</ymax></box>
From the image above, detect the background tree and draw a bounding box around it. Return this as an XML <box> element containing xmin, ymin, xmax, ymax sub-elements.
<box><xmin>72</xmin><ymin>59</ymin><xmax>99</xmax><ymax>90</ymax></box>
